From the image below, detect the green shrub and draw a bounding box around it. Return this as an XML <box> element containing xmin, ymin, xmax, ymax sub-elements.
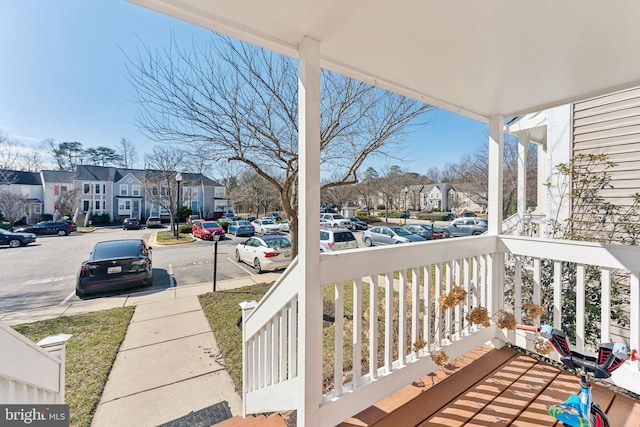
<box><xmin>179</xmin><ymin>223</ymin><xmax>193</xmax><ymax>233</ymax></box>
<box><xmin>90</xmin><ymin>213</ymin><xmax>111</xmax><ymax>225</ymax></box>
<box><xmin>178</xmin><ymin>206</ymin><xmax>192</xmax><ymax>222</ymax></box>
<box><xmin>375</xmin><ymin>204</ymin><xmax>386</xmax><ymax>211</ymax></box>
<box><xmin>356</xmin><ymin>214</ymin><xmax>382</xmax><ymax>224</ymax></box>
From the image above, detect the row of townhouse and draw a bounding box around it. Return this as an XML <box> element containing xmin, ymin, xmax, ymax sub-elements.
<box><xmin>367</xmin><ymin>183</ymin><xmax>485</xmax><ymax>214</ymax></box>
<box><xmin>1</xmin><ymin>164</ymin><xmax>233</xmax><ymax>224</ymax></box>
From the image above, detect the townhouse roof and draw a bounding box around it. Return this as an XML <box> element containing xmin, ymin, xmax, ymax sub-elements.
<box><xmin>41</xmin><ymin>170</ymin><xmax>74</xmax><ymax>183</ymax></box>
<box><xmin>73</xmin><ymin>164</ymin><xmax>220</xmax><ymax>186</ymax></box>
<box><xmin>0</xmin><ymin>169</ymin><xmax>42</xmax><ymax>186</ymax></box>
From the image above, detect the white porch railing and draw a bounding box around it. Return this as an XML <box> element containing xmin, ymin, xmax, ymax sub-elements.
<box><xmin>241</xmin><ymin>235</ymin><xmax>640</xmax><ymax>426</ymax></box>
<box><xmin>0</xmin><ymin>322</ymin><xmax>72</xmax><ymax>404</ymax></box>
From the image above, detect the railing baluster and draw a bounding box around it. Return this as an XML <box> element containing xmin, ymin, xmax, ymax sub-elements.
<box><xmin>334</xmin><ymin>282</ymin><xmax>344</xmax><ymax>396</ymax></box>
<box><xmin>272</xmin><ymin>317</ymin><xmax>279</xmax><ymax>384</ymax></box>
<box><xmin>576</xmin><ymin>264</ymin><xmax>586</xmax><ymax>352</ymax></box>
<box><xmin>279</xmin><ymin>306</ymin><xmax>287</xmax><ymax>382</ymax></box>
<box><xmin>399</xmin><ymin>269</ymin><xmax>407</xmax><ymax>366</ymax></box>
<box><xmin>553</xmin><ymin>261</ymin><xmax>562</xmax><ymax>330</ymax></box>
<box><xmin>601</xmin><ymin>268</ymin><xmax>611</xmax><ymax>343</ymax></box>
<box><xmin>384</xmin><ymin>272</ymin><xmax>393</xmax><ymax>373</ymax></box>
<box><xmin>514</xmin><ymin>256</ymin><xmax>522</xmax><ymax>324</ymax></box>
<box><xmin>289</xmin><ymin>299</ymin><xmax>297</xmax><ymax>379</ymax></box>
<box><xmin>445</xmin><ymin>261</ymin><xmax>452</xmax><ymax>338</ymax></box>
<box><xmin>369</xmin><ymin>275</ymin><xmax>378</xmax><ymax>379</ymax></box>
<box><xmin>533</xmin><ymin>258</ymin><xmax>541</xmax><ymax>328</ymax></box>
<box><xmin>424</xmin><ymin>265</ymin><xmax>431</xmax><ymax>350</ymax></box>
<box><xmin>631</xmin><ymin>271</ymin><xmax>639</xmax><ymax>372</ymax></box>
<box><xmin>353</xmin><ymin>278</ymin><xmax>362</xmax><ymax>388</ymax></box>
<box><xmin>434</xmin><ymin>263</ymin><xmax>442</xmax><ymax>347</ymax></box>
<box><xmin>411</xmin><ymin>267</ymin><xmax>420</xmax><ymax>357</ymax></box>
<box><xmin>455</xmin><ymin>259</ymin><xmax>462</xmax><ymax>338</ymax></box>
<box><xmin>463</xmin><ymin>257</ymin><xmax>470</xmax><ymax>333</ymax></box>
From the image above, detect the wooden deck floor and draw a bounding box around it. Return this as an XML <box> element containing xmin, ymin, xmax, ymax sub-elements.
<box><xmin>339</xmin><ymin>345</ymin><xmax>640</xmax><ymax>427</ymax></box>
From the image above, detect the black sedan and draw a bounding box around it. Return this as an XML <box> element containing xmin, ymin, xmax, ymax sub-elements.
<box><xmin>0</xmin><ymin>228</ymin><xmax>37</xmax><ymax>248</ymax></box>
<box><xmin>76</xmin><ymin>239</ymin><xmax>153</xmax><ymax>297</ymax></box>
<box><xmin>15</xmin><ymin>221</ymin><xmax>72</xmax><ymax>236</ymax></box>
<box><xmin>348</xmin><ymin>217</ymin><xmax>368</xmax><ymax>230</ymax></box>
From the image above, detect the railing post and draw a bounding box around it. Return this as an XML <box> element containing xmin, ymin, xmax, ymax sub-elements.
<box><xmin>37</xmin><ymin>334</ymin><xmax>72</xmax><ymax>403</ymax></box>
<box><xmin>239</xmin><ymin>300</ymin><xmax>258</xmax><ymax>417</ymax></box>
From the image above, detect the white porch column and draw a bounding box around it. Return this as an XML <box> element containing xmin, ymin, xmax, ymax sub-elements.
<box><xmin>487</xmin><ymin>115</ymin><xmax>504</xmax><ymax>234</ymax></box>
<box><xmin>298</xmin><ymin>36</ymin><xmax>322</xmax><ymax>427</ymax></box>
<box><xmin>517</xmin><ymin>132</ymin><xmax>529</xmax><ymax>236</ymax></box>
<box><xmin>537</xmin><ymin>142</ymin><xmax>546</xmax><ymax>213</ymax></box>
<box><xmin>487</xmin><ymin>115</ymin><xmax>505</xmax><ymax>347</ymax></box>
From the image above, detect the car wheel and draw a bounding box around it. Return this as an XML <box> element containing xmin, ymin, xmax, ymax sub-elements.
<box><xmin>8</xmin><ymin>239</ymin><xmax>22</xmax><ymax>248</ymax></box>
<box><xmin>254</xmin><ymin>258</ymin><xmax>263</xmax><ymax>274</ymax></box>
<box><xmin>441</xmin><ymin>230</ymin><xmax>450</xmax><ymax>238</ymax></box>
<box><xmin>472</xmin><ymin>231</ymin><xmax>482</xmax><ymax>235</ymax></box>
<box><xmin>235</xmin><ymin>250</ymin><xmax>241</xmax><ymax>263</ymax></box>
<box><xmin>364</xmin><ymin>237</ymin><xmax>373</xmax><ymax>247</ymax></box>
<box><xmin>58</xmin><ymin>230</ymin><xmax>67</xmax><ymax>236</ymax></box>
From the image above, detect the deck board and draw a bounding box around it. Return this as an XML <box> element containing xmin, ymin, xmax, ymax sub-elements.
<box><xmin>337</xmin><ymin>345</ymin><xmax>640</xmax><ymax>427</ymax></box>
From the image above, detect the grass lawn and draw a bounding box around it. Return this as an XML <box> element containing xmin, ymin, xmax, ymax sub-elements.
<box><xmin>12</xmin><ymin>307</ymin><xmax>135</xmax><ymax>427</ymax></box>
<box><xmin>156</xmin><ymin>230</ymin><xmax>193</xmax><ymax>244</ymax></box>
<box><xmin>198</xmin><ymin>281</ymin><xmax>400</xmax><ymax>394</ymax></box>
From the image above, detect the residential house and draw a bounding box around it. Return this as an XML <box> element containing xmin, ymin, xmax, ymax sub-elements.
<box><xmin>6</xmin><ymin>3</ymin><xmax>640</xmax><ymax>425</ymax></box>
<box><xmin>40</xmin><ymin>170</ymin><xmax>74</xmax><ymax>220</ymax></box>
<box><xmin>0</xmin><ymin>169</ymin><xmax>43</xmax><ymax>223</ymax></box>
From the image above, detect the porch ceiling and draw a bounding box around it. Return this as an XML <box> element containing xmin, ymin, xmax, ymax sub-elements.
<box><xmin>129</xmin><ymin>0</ymin><xmax>640</xmax><ymax>122</ymax></box>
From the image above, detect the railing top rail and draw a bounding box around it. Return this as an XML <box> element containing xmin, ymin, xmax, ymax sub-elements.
<box><xmin>499</xmin><ymin>235</ymin><xmax>640</xmax><ymax>271</ymax></box>
<box><xmin>244</xmin><ymin>257</ymin><xmax>298</xmax><ymax>324</ymax></box>
<box><xmin>320</xmin><ymin>235</ymin><xmax>498</xmax><ymax>284</ymax></box>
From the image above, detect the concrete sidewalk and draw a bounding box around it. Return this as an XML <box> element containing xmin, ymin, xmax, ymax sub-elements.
<box><xmin>1</xmin><ymin>273</ymin><xmax>281</xmax><ymax>427</ymax></box>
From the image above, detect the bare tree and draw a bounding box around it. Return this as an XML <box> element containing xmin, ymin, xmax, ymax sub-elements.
<box><xmin>143</xmin><ymin>146</ymin><xmax>186</xmax><ymax>235</ymax></box>
<box><xmin>117</xmin><ymin>137</ymin><xmax>139</xmax><ymax>168</ymax></box>
<box><xmin>377</xmin><ymin>165</ymin><xmax>406</xmax><ymax>221</ymax></box>
<box><xmin>0</xmin><ymin>187</ymin><xmax>30</xmax><ymax>230</ymax></box>
<box><xmin>231</xmin><ymin>168</ymin><xmax>281</xmax><ymax>217</ymax></box>
<box><xmin>0</xmin><ymin>134</ymin><xmax>42</xmax><ymax>172</ymax></box>
<box><xmin>126</xmin><ymin>34</ymin><xmax>433</xmax><ymax>256</ymax></box>
<box><xmin>449</xmin><ymin>133</ymin><xmax>537</xmax><ymax>217</ymax></box>
<box><xmin>56</xmin><ymin>189</ymin><xmax>80</xmax><ymax>219</ymax></box>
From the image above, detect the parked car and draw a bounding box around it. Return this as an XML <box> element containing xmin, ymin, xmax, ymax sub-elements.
<box><xmin>400</xmin><ymin>210</ymin><xmax>411</xmax><ymax>218</ymax></box>
<box><xmin>348</xmin><ymin>217</ymin><xmax>368</xmax><ymax>230</ymax></box>
<box><xmin>320</xmin><ymin>213</ymin><xmax>352</xmax><ymax>228</ymax></box>
<box><xmin>63</xmin><ymin>220</ymin><xmax>77</xmax><ymax>232</ymax></box>
<box><xmin>186</xmin><ymin>214</ymin><xmax>201</xmax><ymax>223</ymax></box>
<box><xmin>460</xmin><ymin>211</ymin><xmax>476</xmax><ymax>217</ymax></box>
<box><xmin>235</xmin><ymin>235</ymin><xmax>292</xmax><ymax>273</ymax></box>
<box><xmin>192</xmin><ymin>220</ymin><xmax>225</xmax><ymax>240</ymax></box>
<box><xmin>362</xmin><ymin>225</ymin><xmax>425</xmax><ymax>246</ymax></box>
<box><xmin>265</xmin><ymin>212</ymin><xmax>282</xmax><ymax>221</ymax></box>
<box><xmin>15</xmin><ymin>221</ymin><xmax>72</xmax><ymax>236</ymax></box>
<box><xmin>252</xmin><ymin>218</ymin><xmax>281</xmax><ymax>235</ymax></box>
<box><xmin>279</xmin><ymin>219</ymin><xmax>290</xmax><ymax>232</ymax></box>
<box><xmin>0</xmin><ymin>228</ymin><xmax>36</xmax><ymax>248</ymax></box>
<box><xmin>76</xmin><ymin>239</ymin><xmax>153</xmax><ymax>297</ymax></box>
<box><xmin>223</xmin><ymin>213</ymin><xmax>238</xmax><ymax>221</ymax></box>
<box><xmin>403</xmin><ymin>224</ymin><xmax>443</xmax><ymax>240</ymax></box>
<box><xmin>123</xmin><ymin>218</ymin><xmax>141</xmax><ymax>230</ymax></box>
<box><xmin>146</xmin><ymin>217</ymin><xmax>162</xmax><ymax>228</ymax></box>
<box><xmin>320</xmin><ymin>228</ymin><xmax>358</xmax><ymax>252</ymax></box>
<box><xmin>228</xmin><ymin>220</ymin><xmax>255</xmax><ymax>236</ymax></box>
<box><xmin>440</xmin><ymin>217</ymin><xmax>488</xmax><ymax>238</ymax></box>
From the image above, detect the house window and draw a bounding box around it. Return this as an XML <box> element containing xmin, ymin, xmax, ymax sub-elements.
<box><xmin>34</xmin><ymin>204</ymin><xmax>41</xmax><ymax>214</ymax></box>
<box><xmin>95</xmin><ymin>200</ymin><xmax>101</xmax><ymax>210</ymax></box>
<box><xmin>120</xmin><ymin>184</ymin><xmax>128</xmax><ymax>196</ymax></box>
<box><xmin>160</xmin><ymin>186</ymin><xmax>169</xmax><ymax>196</ymax></box>
<box><xmin>152</xmin><ymin>186</ymin><xmax>158</xmax><ymax>196</ymax></box>
<box><xmin>95</xmin><ymin>184</ymin><xmax>101</xmax><ymax>194</ymax></box>
<box><xmin>83</xmin><ymin>200</ymin><xmax>90</xmax><ymax>212</ymax></box>
<box><xmin>84</xmin><ymin>183</ymin><xmax>90</xmax><ymax>194</ymax></box>
<box><xmin>132</xmin><ymin>185</ymin><xmax>140</xmax><ymax>196</ymax></box>
<box><xmin>214</xmin><ymin>187</ymin><xmax>225</xmax><ymax>198</ymax></box>
<box><xmin>61</xmin><ymin>185</ymin><xmax>68</xmax><ymax>194</ymax></box>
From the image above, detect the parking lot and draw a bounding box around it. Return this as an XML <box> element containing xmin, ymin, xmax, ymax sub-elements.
<box><xmin>0</xmin><ymin>226</ymin><xmax>275</xmax><ymax>315</ymax></box>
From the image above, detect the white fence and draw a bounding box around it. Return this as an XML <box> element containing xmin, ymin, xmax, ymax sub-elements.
<box><xmin>0</xmin><ymin>322</ymin><xmax>71</xmax><ymax>404</ymax></box>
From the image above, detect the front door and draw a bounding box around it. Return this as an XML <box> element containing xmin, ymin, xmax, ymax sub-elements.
<box><xmin>133</xmin><ymin>200</ymin><xmax>140</xmax><ymax>219</ymax></box>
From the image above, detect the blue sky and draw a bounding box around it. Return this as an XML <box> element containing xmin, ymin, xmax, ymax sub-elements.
<box><xmin>0</xmin><ymin>0</ymin><xmax>488</xmax><ymax>177</ymax></box>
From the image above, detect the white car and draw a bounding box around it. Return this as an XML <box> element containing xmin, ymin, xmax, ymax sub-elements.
<box><xmin>252</xmin><ymin>218</ymin><xmax>281</xmax><ymax>235</ymax></box>
<box><xmin>320</xmin><ymin>213</ymin><xmax>352</xmax><ymax>228</ymax></box>
<box><xmin>235</xmin><ymin>235</ymin><xmax>292</xmax><ymax>273</ymax></box>
<box><xmin>279</xmin><ymin>219</ymin><xmax>290</xmax><ymax>232</ymax></box>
